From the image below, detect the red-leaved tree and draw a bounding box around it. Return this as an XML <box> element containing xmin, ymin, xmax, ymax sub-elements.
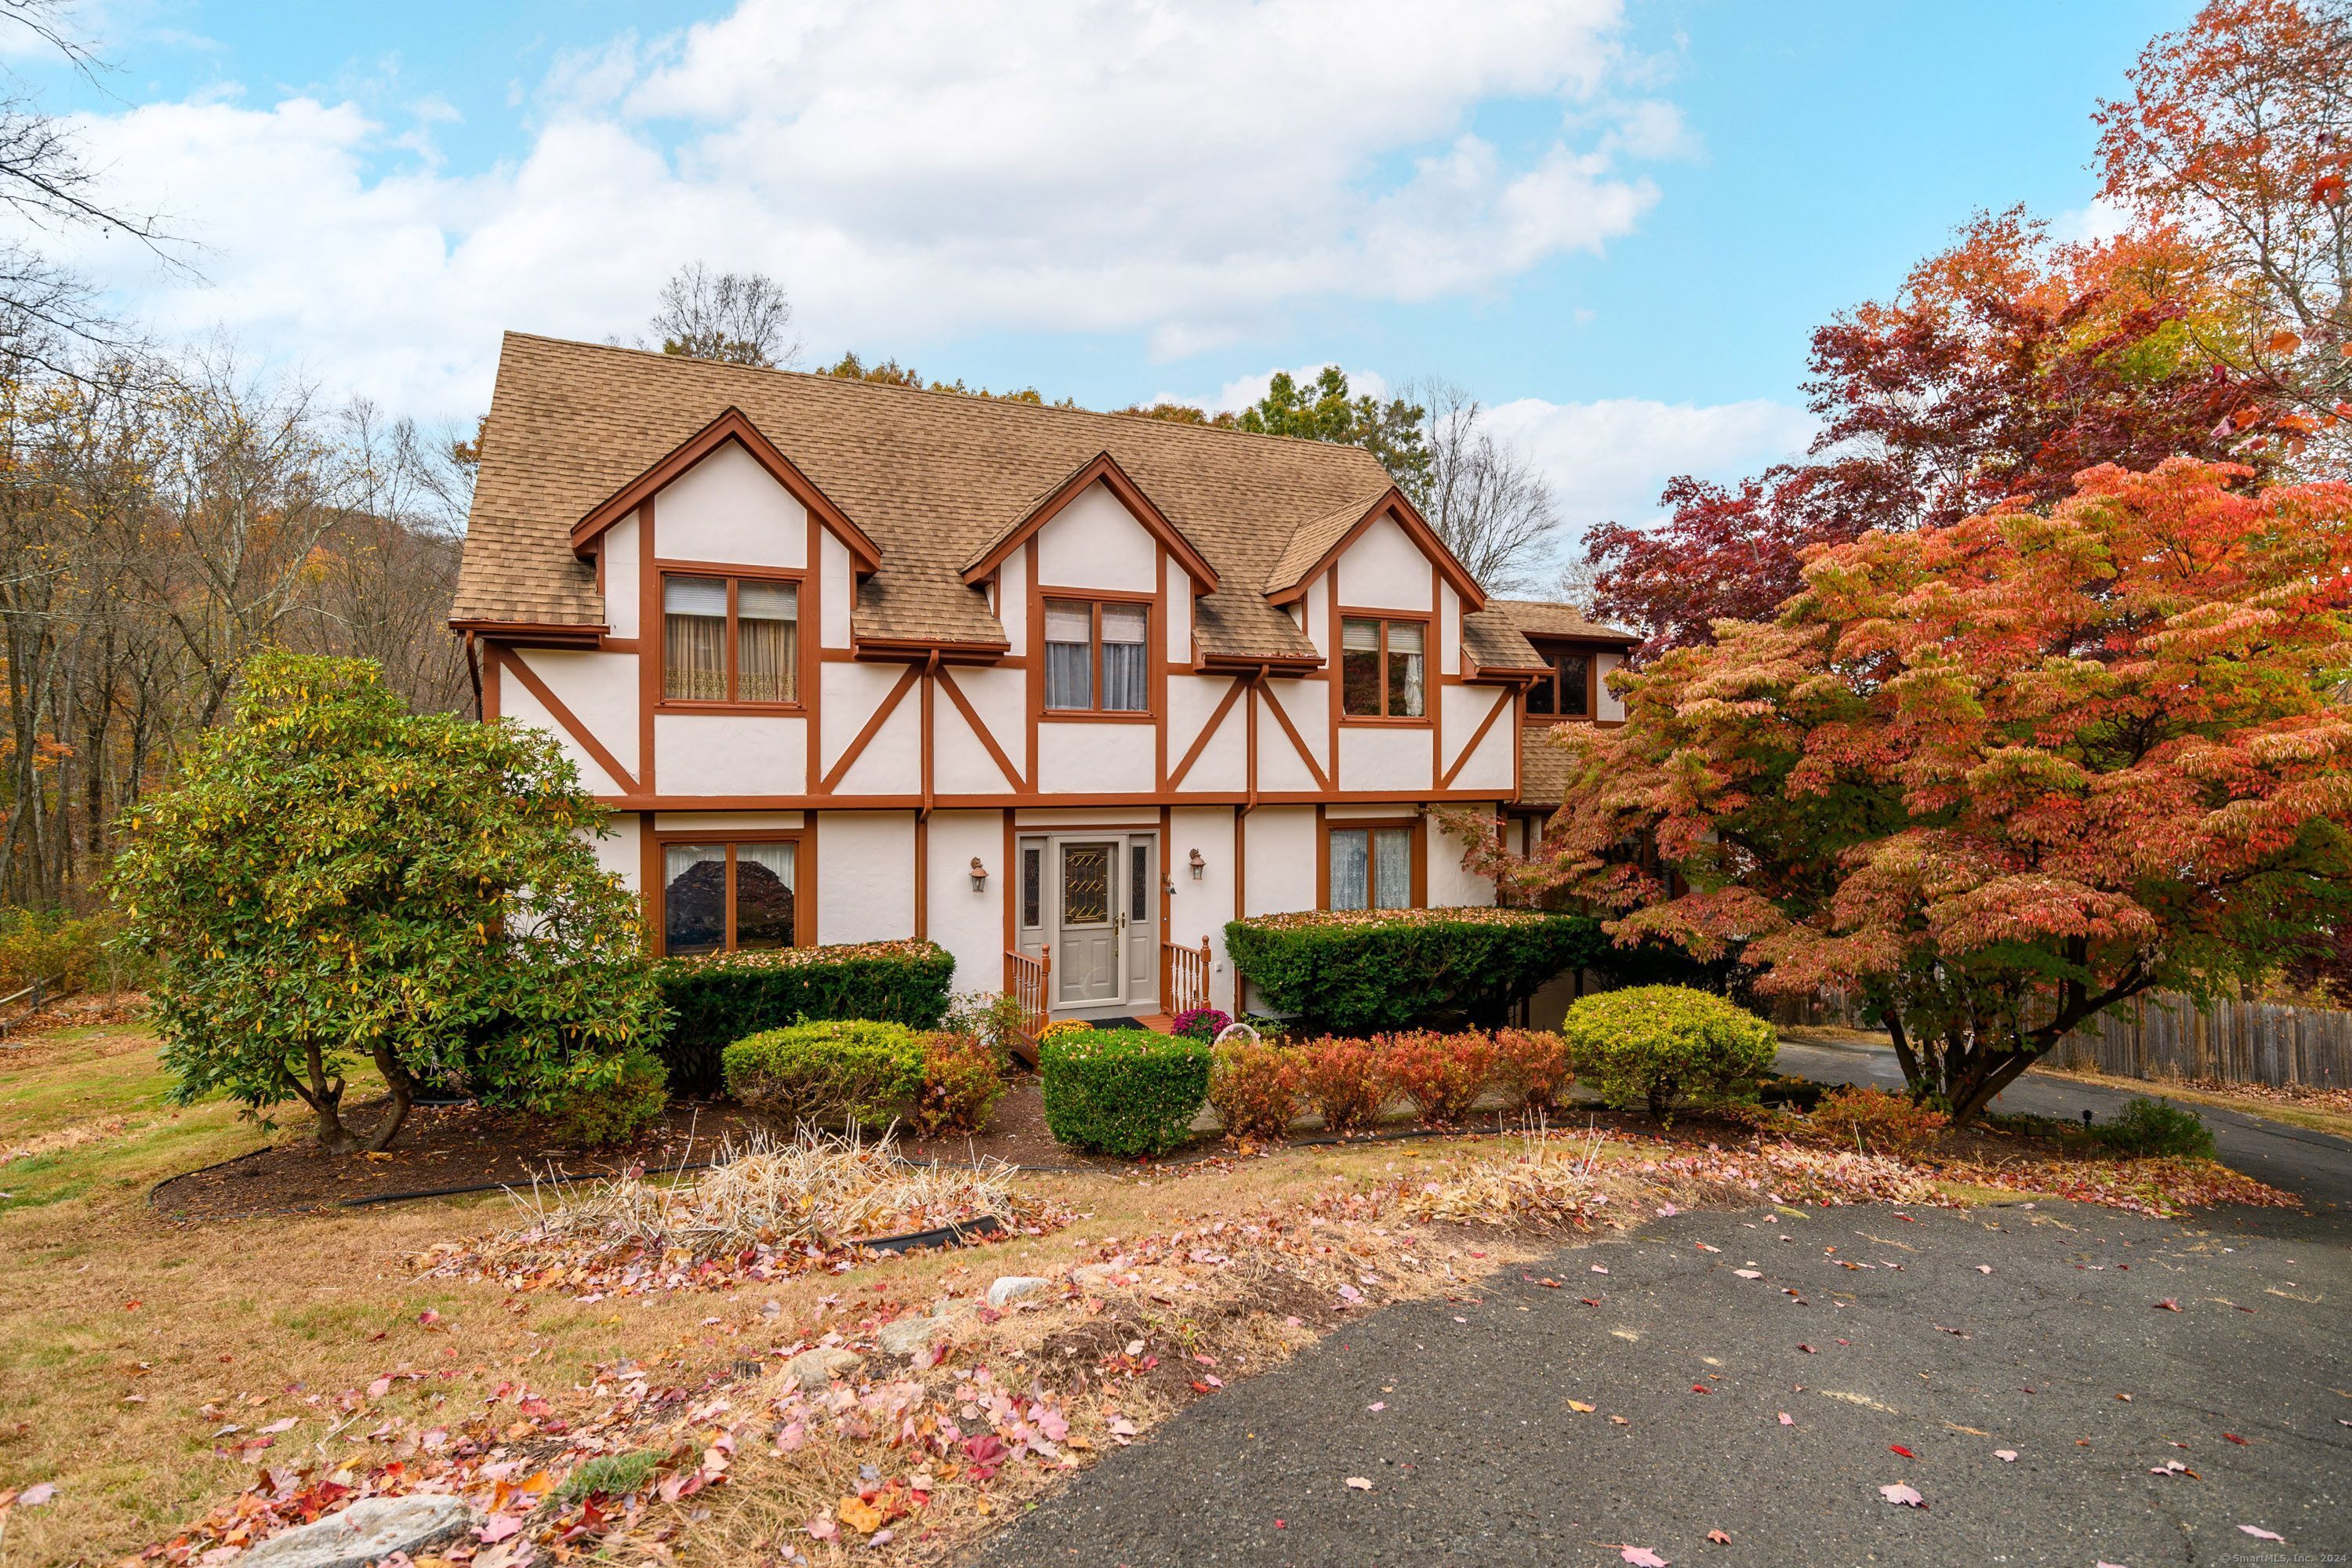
<box><xmin>1519</xmin><ymin>460</ymin><xmax>2352</xmax><ymax>1121</ymax></box>
<box><xmin>1588</xmin><ymin>213</ymin><xmax>2270</xmax><ymax>655</ymax></box>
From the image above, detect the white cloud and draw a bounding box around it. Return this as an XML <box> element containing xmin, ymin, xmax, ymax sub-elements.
<box><xmin>1200</xmin><ymin>362</ymin><xmax>1393</xmax><ymax>415</ymax></box>
<box><xmin>2053</xmin><ymin>194</ymin><xmax>2130</xmax><ymax>245</ymax></box>
<box><xmin>1483</xmin><ymin>393</ymin><xmax>1817</xmax><ymax>541</ymax></box>
<box><xmin>44</xmin><ymin>0</ymin><xmax>1678</xmax><ymax>419</ymax></box>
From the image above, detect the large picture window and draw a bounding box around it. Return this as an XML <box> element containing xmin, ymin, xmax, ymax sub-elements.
<box><xmin>663</xmin><ymin>573</ymin><xmax>798</xmax><ymax>704</ymax></box>
<box><xmin>1044</xmin><ymin>598</ymin><xmax>1149</xmax><ymax>713</ymax></box>
<box><xmin>1523</xmin><ymin>648</ymin><xmax>1592</xmax><ymax>719</ymax></box>
<box><xmin>1328</xmin><ymin>824</ymin><xmax>1415</xmax><ymax>910</ymax></box>
<box><xmin>661</xmin><ymin>839</ymin><xmax>797</xmax><ymax>956</ymax></box>
<box><xmin>1340</xmin><ymin>616</ymin><xmax>1425</xmax><ymax>719</ymax></box>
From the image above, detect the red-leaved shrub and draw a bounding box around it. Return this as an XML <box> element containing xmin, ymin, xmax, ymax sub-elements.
<box><xmin>1298</xmin><ymin>1036</ymin><xmax>1388</xmax><ymax>1134</ymax></box>
<box><xmin>1208</xmin><ymin>1039</ymin><xmax>1301</xmax><ymax>1142</ymax></box>
<box><xmin>911</xmin><ymin>1031</ymin><xmax>1007</xmax><ymax>1138</ymax></box>
<box><xmin>1492</xmin><ymin>1027</ymin><xmax>1573</xmax><ymax>1112</ymax></box>
<box><xmin>1806</xmin><ymin>1085</ymin><xmax>1947</xmax><ymax>1153</ymax></box>
<box><xmin>1378</xmin><ymin>1030</ymin><xmax>1497</xmax><ymax>1127</ymax></box>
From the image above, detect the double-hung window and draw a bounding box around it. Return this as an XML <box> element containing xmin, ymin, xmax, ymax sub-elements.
<box><xmin>1044</xmin><ymin>598</ymin><xmax>1149</xmax><ymax>713</ymax></box>
<box><xmin>1340</xmin><ymin>616</ymin><xmax>1425</xmax><ymax>718</ymax></box>
<box><xmin>1328</xmin><ymin>825</ymin><xmax>1414</xmax><ymax>910</ymax></box>
<box><xmin>663</xmin><ymin>574</ymin><xmax>798</xmax><ymax>704</ymax></box>
<box><xmin>660</xmin><ymin>840</ymin><xmax>798</xmax><ymax>956</ymax></box>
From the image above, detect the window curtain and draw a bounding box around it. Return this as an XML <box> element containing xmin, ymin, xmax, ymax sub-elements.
<box><xmin>1372</xmin><ymin>827</ymin><xmax>1413</xmax><ymax>909</ymax></box>
<box><xmin>736</xmin><ymin>581</ymin><xmax>797</xmax><ymax>702</ymax></box>
<box><xmin>1100</xmin><ymin>604</ymin><xmax>1148</xmax><ymax>711</ymax></box>
<box><xmin>663</xmin><ymin>577</ymin><xmax>728</xmax><ymax>700</ymax></box>
<box><xmin>1341</xmin><ymin>618</ymin><xmax>1381</xmax><ymax>716</ymax></box>
<box><xmin>1387</xmin><ymin>621</ymin><xmax>1425</xmax><ymax>717</ymax></box>
<box><xmin>733</xmin><ymin>842</ymin><xmax>796</xmax><ymax>949</ymax></box>
<box><xmin>1044</xmin><ymin>600</ymin><xmax>1094</xmax><ymax>710</ymax></box>
<box><xmin>663</xmin><ymin>843</ymin><xmax>726</xmax><ymax>955</ymax></box>
<box><xmin>1329</xmin><ymin>829</ymin><xmax>1370</xmax><ymax>910</ymax></box>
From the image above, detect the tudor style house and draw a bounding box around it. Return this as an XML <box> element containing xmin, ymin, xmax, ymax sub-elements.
<box><xmin>450</xmin><ymin>334</ymin><xmax>1634</xmax><ymax>1027</ymax></box>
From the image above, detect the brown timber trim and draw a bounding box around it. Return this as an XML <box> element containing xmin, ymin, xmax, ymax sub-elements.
<box><xmin>817</xmin><ymin>662</ymin><xmax>922</xmax><ymax>794</ymax></box>
<box><xmin>1317</xmin><ymin>813</ymin><xmax>1428</xmax><ymax>910</ymax></box>
<box><xmin>933</xmin><ymin>663</ymin><xmax>1025</xmax><ymax>791</ymax></box>
<box><xmin>1258</xmin><ymin>679</ymin><xmax>1332</xmax><ymax>792</ymax></box>
<box><xmin>495</xmin><ymin>647</ymin><xmax>642</xmax><ymax>794</ymax></box>
<box><xmin>1264</xmin><ymin>488</ymin><xmax>1486</xmax><ymax>612</ymax></box>
<box><xmin>1439</xmin><ymin>687</ymin><xmax>1515</xmax><ymax>789</ymax></box>
<box><xmin>1164</xmin><ymin>675</ymin><xmax>1244</xmax><ymax>790</ymax></box>
<box><xmin>960</xmin><ymin>449</ymin><xmax>1218</xmax><ymax>592</ymax></box>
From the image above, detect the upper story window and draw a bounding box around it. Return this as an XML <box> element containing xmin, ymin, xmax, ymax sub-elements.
<box><xmin>1340</xmin><ymin>616</ymin><xmax>1425</xmax><ymax>719</ymax></box>
<box><xmin>1044</xmin><ymin>598</ymin><xmax>1149</xmax><ymax>713</ymax></box>
<box><xmin>1524</xmin><ymin>647</ymin><xmax>1592</xmax><ymax>720</ymax></box>
<box><xmin>663</xmin><ymin>573</ymin><xmax>797</xmax><ymax>705</ymax></box>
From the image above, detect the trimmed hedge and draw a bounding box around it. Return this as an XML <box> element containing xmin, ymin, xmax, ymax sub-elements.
<box><xmin>1040</xmin><ymin>1028</ymin><xmax>1210</xmax><ymax>1157</ymax></box>
<box><xmin>655</xmin><ymin>940</ymin><xmax>954</xmax><ymax>1095</ymax></box>
<box><xmin>1223</xmin><ymin>907</ymin><xmax>1605</xmax><ymax>1034</ymax></box>
<box><xmin>721</xmin><ymin>1019</ymin><xmax>928</xmax><ymax>1127</ymax></box>
<box><xmin>1563</xmin><ymin>985</ymin><xmax>1777</xmax><ymax>1116</ymax></box>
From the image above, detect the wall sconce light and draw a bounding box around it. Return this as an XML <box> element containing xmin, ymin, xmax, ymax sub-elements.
<box><xmin>1188</xmin><ymin>848</ymin><xmax>1207</xmax><ymax>881</ymax></box>
<box><xmin>969</xmin><ymin>856</ymin><xmax>989</xmax><ymax>894</ymax></box>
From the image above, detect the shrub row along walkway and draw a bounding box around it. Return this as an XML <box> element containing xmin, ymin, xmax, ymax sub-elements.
<box><xmin>971</xmin><ymin>1200</ymin><xmax>2350</xmax><ymax>1567</ymax></box>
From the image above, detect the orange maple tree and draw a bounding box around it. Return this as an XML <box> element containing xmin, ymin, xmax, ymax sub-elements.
<box><xmin>1519</xmin><ymin>459</ymin><xmax>2352</xmax><ymax>1120</ymax></box>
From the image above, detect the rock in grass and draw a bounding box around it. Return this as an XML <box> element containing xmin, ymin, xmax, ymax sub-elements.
<box><xmin>988</xmin><ymin>1275</ymin><xmax>1051</xmax><ymax>1308</ymax></box>
<box><xmin>240</xmin><ymin>1496</ymin><xmax>475</xmax><ymax>1568</ymax></box>
<box><xmin>877</xmin><ymin>1315</ymin><xmax>950</xmax><ymax>1358</ymax></box>
<box><xmin>780</xmin><ymin>1347</ymin><xmax>864</xmax><ymax>1392</ymax></box>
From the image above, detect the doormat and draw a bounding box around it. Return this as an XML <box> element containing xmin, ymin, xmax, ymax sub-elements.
<box><xmin>1071</xmin><ymin>1016</ymin><xmax>1147</xmax><ymax>1031</ymax></box>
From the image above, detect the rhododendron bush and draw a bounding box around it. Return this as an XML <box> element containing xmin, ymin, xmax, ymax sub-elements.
<box><xmin>1518</xmin><ymin>459</ymin><xmax>2352</xmax><ymax>1122</ymax></box>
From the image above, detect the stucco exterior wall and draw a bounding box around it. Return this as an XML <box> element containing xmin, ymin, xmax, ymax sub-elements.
<box><xmin>923</xmin><ymin>809</ymin><xmax>1002</xmax><ymax>999</ymax></box>
<box><xmin>654</xmin><ymin>442</ymin><xmax>807</xmax><ymax>568</ymax></box>
<box><xmin>1036</xmin><ymin>481</ymin><xmax>1156</xmax><ymax>593</ymax></box>
<box><xmin>816</xmin><ymin>811</ymin><xmax>915</xmax><ymax>944</ymax></box>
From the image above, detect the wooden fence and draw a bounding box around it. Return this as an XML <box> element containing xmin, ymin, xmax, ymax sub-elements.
<box><xmin>2049</xmin><ymin>991</ymin><xmax>2351</xmax><ymax>1090</ymax></box>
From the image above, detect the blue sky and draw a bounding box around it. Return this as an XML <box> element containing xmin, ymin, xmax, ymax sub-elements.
<box><xmin>17</xmin><ymin>0</ymin><xmax>2191</xmax><ymax>561</ymax></box>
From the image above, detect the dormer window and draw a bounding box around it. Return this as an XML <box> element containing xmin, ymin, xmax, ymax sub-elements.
<box><xmin>663</xmin><ymin>572</ymin><xmax>799</xmax><ymax>706</ymax></box>
<box><xmin>1340</xmin><ymin>615</ymin><xmax>1425</xmax><ymax>719</ymax></box>
<box><xmin>1524</xmin><ymin>646</ymin><xmax>1593</xmax><ymax>720</ymax></box>
<box><xmin>1044</xmin><ymin>598</ymin><xmax>1149</xmax><ymax>713</ymax></box>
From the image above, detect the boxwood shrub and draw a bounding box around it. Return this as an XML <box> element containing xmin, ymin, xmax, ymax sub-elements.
<box><xmin>1563</xmin><ymin>985</ymin><xmax>1777</xmax><ymax>1116</ymax></box>
<box><xmin>655</xmin><ymin>940</ymin><xmax>954</xmax><ymax>1095</ymax></box>
<box><xmin>721</xmin><ymin>1019</ymin><xmax>928</xmax><ymax>1128</ymax></box>
<box><xmin>1223</xmin><ymin>907</ymin><xmax>1605</xmax><ymax>1034</ymax></box>
<box><xmin>1040</xmin><ymin>1028</ymin><xmax>1210</xmax><ymax>1158</ymax></box>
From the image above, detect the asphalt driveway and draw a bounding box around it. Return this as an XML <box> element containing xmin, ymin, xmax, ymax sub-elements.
<box><xmin>971</xmin><ymin>1203</ymin><xmax>2351</xmax><ymax>1568</ymax></box>
<box><xmin>1776</xmin><ymin>1034</ymin><xmax>2352</xmax><ymax>1217</ymax></box>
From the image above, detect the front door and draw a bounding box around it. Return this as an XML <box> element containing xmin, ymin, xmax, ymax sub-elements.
<box><xmin>1055</xmin><ymin>840</ymin><xmax>1121</xmax><ymax>1005</ymax></box>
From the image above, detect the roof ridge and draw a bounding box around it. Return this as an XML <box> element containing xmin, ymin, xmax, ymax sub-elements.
<box><xmin>499</xmin><ymin>331</ymin><xmax>1399</xmax><ymax>469</ymax></box>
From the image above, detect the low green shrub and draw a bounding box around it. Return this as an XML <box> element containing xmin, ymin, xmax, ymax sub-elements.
<box><xmin>655</xmin><ymin>940</ymin><xmax>954</xmax><ymax>1095</ymax></box>
<box><xmin>1378</xmin><ymin>1029</ymin><xmax>1497</xmax><ymax>1127</ymax></box>
<box><xmin>1208</xmin><ymin>1038</ymin><xmax>1302</xmax><ymax>1142</ymax></box>
<box><xmin>721</xmin><ymin>1020</ymin><xmax>928</xmax><ymax>1127</ymax></box>
<box><xmin>1806</xmin><ymin>1085</ymin><xmax>1947</xmax><ymax>1154</ymax></box>
<box><xmin>2094</xmin><ymin>1096</ymin><xmax>2215</xmax><ymax>1159</ymax></box>
<box><xmin>1040</xmin><ymin>1029</ymin><xmax>1209</xmax><ymax>1157</ymax></box>
<box><xmin>1563</xmin><ymin>985</ymin><xmax>1778</xmax><ymax>1116</ymax></box>
<box><xmin>544</xmin><ymin>1044</ymin><xmax>671</xmax><ymax>1148</ymax></box>
<box><xmin>1298</xmin><ymin>1036</ymin><xmax>1388</xmax><ymax>1134</ymax></box>
<box><xmin>1223</xmin><ymin>907</ymin><xmax>1605</xmax><ymax>1033</ymax></box>
<box><xmin>1492</xmin><ymin>1027</ymin><xmax>1573</xmax><ymax>1112</ymax></box>
<box><xmin>912</xmin><ymin>1031</ymin><xmax>1007</xmax><ymax>1139</ymax></box>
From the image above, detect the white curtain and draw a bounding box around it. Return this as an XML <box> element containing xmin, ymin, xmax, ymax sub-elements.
<box><xmin>1330</xmin><ymin>829</ymin><xmax>1370</xmax><ymax>910</ymax></box>
<box><xmin>663</xmin><ymin>577</ymin><xmax>727</xmax><ymax>700</ymax></box>
<box><xmin>1387</xmin><ymin>620</ymin><xmax>1425</xmax><ymax>718</ymax></box>
<box><xmin>1044</xmin><ymin>600</ymin><xmax>1094</xmax><ymax>710</ymax></box>
<box><xmin>734</xmin><ymin>841</ymin><xmax>796</xmax><ymax>949</ymax></box>
<box><xmin>736</xmin><ymin>581</ymin><xmax>797</xmax><ymax>702</ymax></box>
<box><xmin>1372</xmin><ymin>827</ymin><xmax>1413</xmax><ymax>908</ymax></box>
<box><xmin>1101</xmin><ymin>603</ymin><xmax>1147</xmax><ymax>711</ymax></box>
